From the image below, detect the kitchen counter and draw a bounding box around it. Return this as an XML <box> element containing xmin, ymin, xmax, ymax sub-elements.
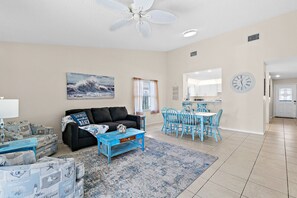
<box><xmin>190</xmin><ymin>100</ymin><xmax>222</xmax><ymax>104</ymax></box>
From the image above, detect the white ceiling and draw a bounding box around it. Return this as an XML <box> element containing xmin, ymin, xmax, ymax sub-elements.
<box><xmin>1</xmin><ymin>0</ymin><xmax>297</xmax><ymax>51</ymax></box>
<box><xmin>266</xmin><ymin>57</ymin><xmax>297</xmax><ymax>79</ymax></box>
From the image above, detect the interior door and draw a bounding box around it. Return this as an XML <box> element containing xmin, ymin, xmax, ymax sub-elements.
<box><xmin>274</xmin><ymin>84</ymin><xmax>297</xmax><ymax>118</ymax></box>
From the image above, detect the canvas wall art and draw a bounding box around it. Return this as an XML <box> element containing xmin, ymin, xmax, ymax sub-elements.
<box><xmin>66</xmin><ymin>72</ymin><xmax>115</xmax><ymax>99</ymax></box>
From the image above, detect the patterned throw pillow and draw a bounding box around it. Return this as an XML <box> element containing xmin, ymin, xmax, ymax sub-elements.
<box><xmin>70</xmin><ymin>112</ymin><xmax>90</xmax><ymax>126</ymax></box>
<box><xmin>79</xmin><ymin>125</ymin><xmax>109</xmax><ymax>137</ymax></box>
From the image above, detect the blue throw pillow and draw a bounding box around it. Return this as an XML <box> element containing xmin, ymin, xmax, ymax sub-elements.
<box><xmin>70</xmin><ymin>112</ymin><xmax>90</xmax><ymax>126</ymax></box>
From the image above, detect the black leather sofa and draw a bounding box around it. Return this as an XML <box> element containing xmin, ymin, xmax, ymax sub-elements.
<box><xmin>62</xmin><ymin>107</ymin><xmax>141</xmax><ymax>151</ymax></box>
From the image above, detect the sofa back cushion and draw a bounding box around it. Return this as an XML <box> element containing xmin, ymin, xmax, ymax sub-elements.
<box><xmin>109</xmin><ymin>107</ymin><xmax>128</xmax><ymax>121</ymax></box>
<box><xmin>91</xmin><ymin>108</ymin><xmax>112</xmax><ymax>123</ymax></box>
<box><xmin>65</xmin><ymin>109</ymin><xmax>95</xmax><ymax>124</ymax></box>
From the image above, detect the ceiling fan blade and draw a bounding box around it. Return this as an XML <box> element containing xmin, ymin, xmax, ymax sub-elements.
<box><xmin>96</xmin><ymin>0</ymin><xmax>130</xmax><ymax>13</ymax></box>
<box><xmin>110</xmin><ymin>18</ymin><xmax>133</xmax><ymax>31</ymax></box>
<box><xmin>133</xmin><ymin>0</ymin><xmax>154</xmax><ymax>11</ymax></box>
<box><xmin>136</xmin><ymin>21</ymin><xmax>151</xmax><ymax>37</ymax></box>
<box><xmin>145</xmin><ymin>10</ymin><xmax>177</xmax><ymax>24</ymax></box>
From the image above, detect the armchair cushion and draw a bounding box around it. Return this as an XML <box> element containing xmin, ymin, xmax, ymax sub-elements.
<box><xmin>91</xmin><ymin>107</ymin><xmax>112</xmax><ymax>123</ymax></box>
<box><xmin>109</xmin><ymin>107</ymin><xmax>128</xmax><ymax>121</ymax></box>
<box><xmin>0</xmin><ymin>150</ymin><xmax>36</xmax><ymax>166</ymax></box>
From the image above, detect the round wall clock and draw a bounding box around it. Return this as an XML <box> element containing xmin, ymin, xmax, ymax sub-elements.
<box><xmin>231</xmin><ymin>72</ymin><xmax>255</xmax><ymax>93</ymax></box>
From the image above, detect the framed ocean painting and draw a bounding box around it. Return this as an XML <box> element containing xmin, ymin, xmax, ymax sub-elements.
<box><xmin>66</xmin><ymin>72</ymin><xmax>115</xmax><ymax>99</ymax></box>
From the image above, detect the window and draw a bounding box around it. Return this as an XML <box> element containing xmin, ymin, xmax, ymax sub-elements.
<box><xmin>133</xmin><ymin>78</ymin><xmax>159</xmax><ymax>115</ymax></box>
<box><xmin>279</xmin><ymin>88</ymin><xmax>292</xmax><ymax>102</ymax></box>
<box><xmin>142</xmin><ymin>80</ymin><xmax>151</xmax><ymax>111</ymax></box>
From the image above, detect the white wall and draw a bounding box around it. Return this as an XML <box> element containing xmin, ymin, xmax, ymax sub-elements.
<box><xmin>269</xmin><ymin>78</ymin><xmax>273</xmax><ymax>120</ymax></box>
<box><xmin>0</xmin><ymin>43</ymin><xmax>167</xmax><ymax>139</ymax></box>
<box><xmin>166</xmin><ymin>11</ymin><xmax>297</xmax><ymax>134</ymax></box>
<box><xmin>273</xmin><ymin>78</ymin><xmax>297</xmax><ymax>85</ymax></box>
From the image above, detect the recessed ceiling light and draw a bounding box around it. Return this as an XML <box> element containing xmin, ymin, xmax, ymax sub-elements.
<box><xmin>275</xmin><ymin>75</ymin><xmax>280</xmax><ymax>78</ymax></box>
<box><xmin>195</xmin><ymin>72</ymin><xmax>200</xmax><ymax>74</ymax></box>
<box><xmin>208</xmin><ymin>70</ymin><xmax>212</xmax><ymax>72</ymax></box>
<box><xmin>183</xmin><ymin>29</ymin><xmax>197</xmax><ymax>38</ymax></box>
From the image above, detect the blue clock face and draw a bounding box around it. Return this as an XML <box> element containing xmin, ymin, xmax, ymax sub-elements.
<box><xmin>231</xmin><ymin>73</ymin><xmax>255</xmax><ymax>93</ymax></box>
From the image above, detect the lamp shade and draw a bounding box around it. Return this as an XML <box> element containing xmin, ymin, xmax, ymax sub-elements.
<box><xmin>0</xmin><ymin>99</ymin><xmax>19</xmax><ymax>118</ymax></box>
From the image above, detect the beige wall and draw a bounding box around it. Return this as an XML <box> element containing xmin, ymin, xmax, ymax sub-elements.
<box><xmin>0</xmin><ymin>43</ymin><xmax>167</xmax><ymax>139</ymax></box>
<box><xmin>166</xmin><ymin>11</ymin><xmax>297</xmax><ymax>134</ymax></box>
<box><xmin>1</xmin><ymin>10</ymin><xmax>297</xmax><ymax>138</ymax></box>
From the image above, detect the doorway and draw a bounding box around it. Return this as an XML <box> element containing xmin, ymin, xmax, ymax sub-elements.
<box><xmin>265</xmin><ymin>57</ymin><xmax>297</xmax><ymax>123</ymax></box>
<box><xmin>274</xmin><ymin>84</ymin><xmax>297</xmax><ymax>118</ymax></box>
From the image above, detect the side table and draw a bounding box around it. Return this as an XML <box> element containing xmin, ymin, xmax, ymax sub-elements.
<box><xmin>0</xmin><ymin>138</ymin><xmax>38</xmax><ymax>156</ymax></box>
<box><xmin>140</xmin><ymin>115</ymin><xmax>146</xmax><ymax>131</ymax></box>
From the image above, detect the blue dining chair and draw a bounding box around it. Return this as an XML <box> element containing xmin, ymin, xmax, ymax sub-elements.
<box><xmin>180</xmin><ymin>110</ymin><xmax>198</xmax><ymax>141</ymax></box>
<box><xmin>161</xmin><ymin>107</ymin><xmax>168</xmax><ymax>132</ymax></box>
<box><xmin>183</xmin><ymin>104</ymin><xmax>193</xmax><ymax>113</ymax></box>
<box><xmin>165</xmin><ymin>108</ymin><xmax>180</xmax><ymax>137</ymax></box>
<box><xmin>206</xmin><ymin>109</ymin><xmax>223</xmax><ymax>142</ymax></box>
<box><xmin>196</xmin><ymin>103</ymin><xmax>210</xmax><ymax>112</ymax></box>
<box><xmin>182</xmin><ymin>100</ymin><xmax>192</xmax><ymax>108</ymax></box>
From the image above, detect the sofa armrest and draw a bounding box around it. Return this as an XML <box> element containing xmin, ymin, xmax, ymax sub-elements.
<box><xmin>62</xmin><ymin>122</ymin><xmax>79</xmax><ymax>151</ymax></box>
<box><xmin>126</xmin><ymin>114</ymin><xmax>141</xmax><ymax>129</ymax></box>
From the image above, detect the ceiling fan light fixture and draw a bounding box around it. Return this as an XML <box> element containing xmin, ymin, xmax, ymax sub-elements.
<box><xmin>97</xmin><ymin>0</ymin><xmax>176</xmax><ymax>37</ymax></box>
<box><xmin>183</xmin><ymin>29</ymin><xmax>197</xmax><ymax>38</ymax></box>
<box><xmin>133</xmin><ymin>13</ymin><xmax>141</xmax><ymax>20</ymax></box>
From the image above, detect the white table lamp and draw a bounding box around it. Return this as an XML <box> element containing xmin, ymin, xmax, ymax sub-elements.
<box><xmin>0</xmin><ymin>97</ymin><xmax>19</xmax><ymax>144</ymax></box>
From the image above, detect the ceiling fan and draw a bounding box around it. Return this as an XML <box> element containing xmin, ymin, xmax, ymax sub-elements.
<box><xmin>96</xmin><ymin>0</ymin><xmax>177</xmax><ymax>37</ymax></box>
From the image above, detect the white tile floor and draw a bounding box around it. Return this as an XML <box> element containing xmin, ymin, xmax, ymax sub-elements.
<box><xmin>146</xmin><ymin>118</ymin><xmax>297</xmax><ymax>198</ymax></box>
<box><xmin>56</xmin><ymin>118</ymin><xmax>297</xmax><ymax>198</ymax></box>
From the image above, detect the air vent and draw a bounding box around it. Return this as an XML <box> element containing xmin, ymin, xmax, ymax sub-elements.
<box><xmin>190</xmin><ymin>51</ymin><xmax>197</xmax><ymax>57</ymax></box>
<box><xmin>248</xmin><ymin>33</ymin><xmax>260</xmax><ymax>42</ymax></box>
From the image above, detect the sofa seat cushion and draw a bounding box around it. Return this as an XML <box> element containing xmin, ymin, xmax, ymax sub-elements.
<box><xmin>109</xmin><ymin>107</ymin><xmax>128</xmax><ymax>121</ymax></box>
<box><xmin>66</xmin><ymin>109</ymin><xmax>95</xmax><ymax>124</ymax></box>
<box><xmin>115</xmin><ymin>120</ymin><xmax>137</xmax><ymax>129</ymax></box>
<box><xmin>91</xmin><ymin>107</ymin><xmax>112</xmax><ymax>123</ymax></box>
<box><xmin>100</xmin><ymin>122</ymin><xmax>120</xmax><ymax>131</ymax></box>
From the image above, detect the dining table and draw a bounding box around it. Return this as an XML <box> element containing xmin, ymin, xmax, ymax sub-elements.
<box><xmin>173</xmin><ymin>110</ymin><xmax>217</xmax><ymax>141</ymax></box>
<box><xmin>192</xmin><ymin>112</ymin><xmax>217</xmax><ymax>141</ymax></box>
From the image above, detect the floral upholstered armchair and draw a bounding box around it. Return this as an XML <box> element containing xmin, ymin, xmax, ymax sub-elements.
<box><xmin>4</xmin><ymin>121</ymin><xmax>58</xmax><ymax>159</ymax></box>
<box><xmin>0</xmin><ymin>151</ymin><xmax>84</xmax><ymax>198</ymax></box>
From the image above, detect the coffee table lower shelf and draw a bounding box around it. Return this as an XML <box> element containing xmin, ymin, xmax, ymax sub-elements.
<box><xmin>100</xmin><ymin>141</ymin><xmax>142</xmax><ymax>158</ymax></box>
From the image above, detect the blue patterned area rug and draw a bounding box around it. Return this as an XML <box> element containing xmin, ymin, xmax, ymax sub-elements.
<box><xmin>60</xmin><ymin>137</ymin><xmax>217</xmax><ymax>198</ymax></box>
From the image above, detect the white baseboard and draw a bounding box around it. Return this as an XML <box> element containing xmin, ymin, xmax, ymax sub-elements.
<box><xmin>220</xmin><ymin>127</ymin><xmax>264</xmax><ymax>135</ymax></box>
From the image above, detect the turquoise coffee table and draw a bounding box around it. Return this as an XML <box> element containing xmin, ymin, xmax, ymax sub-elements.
<box><xmin>0</xmin><ymin>138</ymin><xmax>38</xmax><ymax>155</ymax></box>
<box><xmin>96</xmin><ymin>128</ymin><xmax>145</xmax><ymax>163</ymax></box>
